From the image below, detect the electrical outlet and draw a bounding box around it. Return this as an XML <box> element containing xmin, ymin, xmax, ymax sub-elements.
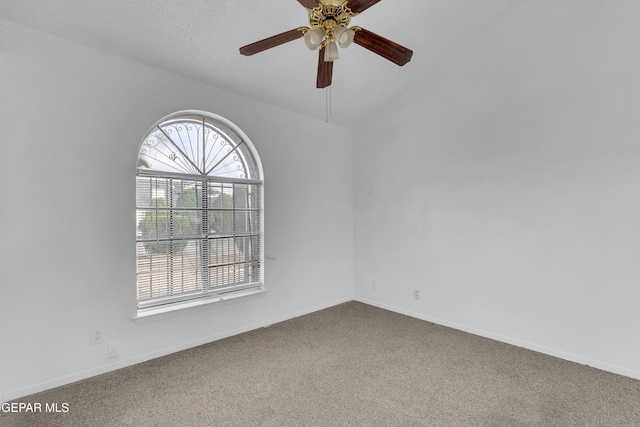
<box><xmin>107</xmin><ymin>342</ymin><xmax>119</xmax><ymax>359</ymax></box>
<box><xmin>372</xmin><ymin>281</ymin><xmax>377</xmax><ymax>290</ymax></box>
<box><xmin>413</xmin><ymin>289</ymin><xmax>420</xmax><ymax>300</ymax></box>
<box><xmin>91</xmin><ymin>329</ymin><xmax>103</xmax><ymax>345</ymax></box>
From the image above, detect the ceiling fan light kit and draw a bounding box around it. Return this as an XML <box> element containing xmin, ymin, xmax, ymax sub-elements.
<box><xmin>304</xmin><ymin>27</ymin><xmax>325</xmax><ymax>50</ymax></box>
<box><xmin>240</xmin><ymin>0</ymin><xmax>413</xmax><ymax>89</ymax></box>
<box><xmin>305</xmin><ymin>0</ymin><xmax>355</xmax><ymax>59</ymax></box>
<box><xmin>333</xmin><ymin>26</ymin><xmax>355</xmax><ymax>49</ymax></box>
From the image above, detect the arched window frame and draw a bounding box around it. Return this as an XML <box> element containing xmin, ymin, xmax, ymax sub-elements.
<box><xmin>134</xmin><ymin>110</ymin><xmax>264</xmax><ymax>317</ymax></box>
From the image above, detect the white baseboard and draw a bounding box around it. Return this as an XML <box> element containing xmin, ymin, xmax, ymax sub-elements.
<box><xmin>2</xmin><ymin>296</ymin><xmax>353</xmax><ymax>403</ymax></box>
<box><xmin>355</xmin><ymin>297</ymin><xmax>640</xmax><ymax>381</ymax></box>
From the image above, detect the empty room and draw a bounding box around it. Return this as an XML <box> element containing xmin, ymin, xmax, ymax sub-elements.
<box><xmin>1</xmin><ymin>0</ymin><xmax>639</xmax><ymax>425</ymax></box>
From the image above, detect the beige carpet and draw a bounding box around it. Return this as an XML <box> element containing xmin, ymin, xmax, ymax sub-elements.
<box><xmin>3</xmin><ymin>301</ymin><xmax>640</xmax><ymax>426</ymax></box>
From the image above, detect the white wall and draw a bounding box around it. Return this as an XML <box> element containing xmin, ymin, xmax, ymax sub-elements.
<box><xmin>0</xmin><ymin>19</ymin><xmax>353</xmax><ymax>401</ymax></box>
<box><xmin>354</xmin><ymin>0</ymin><xmax>640</xmax><ymax>378</ymax></box>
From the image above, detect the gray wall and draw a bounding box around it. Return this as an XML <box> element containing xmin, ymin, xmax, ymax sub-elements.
<box><xmin>354</xmin><ymin>0</ymin><xmax>640</xmax><ymax>378</ymax></box>
<box><xmin>0</xmin><ymin>19</ymin><xmax>354</xmax><ymax>401</ymax></box>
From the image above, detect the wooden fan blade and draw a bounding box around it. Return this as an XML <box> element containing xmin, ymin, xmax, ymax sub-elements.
<box><xmin>240</xmin><ymin>28</ymin><xmax>305</xmax><ymax>56</ymax></box>
<box><xmin>297</xmin><ymin>0</ymin><xmax>320</xmax><ymax>8</ymax></box>
<box><xmin>316</xmin><ymin>47</ymin><xmax>333</xmax><ymax>88</ymax></box>
<box><xmin>353</xmin><ymin>27</ymin><xmax>413</xmax><ymax>66</ymax></box>
<box><xmin>346</xmin><ymin>0</ymin><xmax>382</xmax><ymax>13</ymax></box>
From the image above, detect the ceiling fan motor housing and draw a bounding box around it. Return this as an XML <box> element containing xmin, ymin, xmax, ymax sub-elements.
<box><xmin>308</xmin><ymin>0</ymin><xmax>356</xmax><ymax>42</ymax></box>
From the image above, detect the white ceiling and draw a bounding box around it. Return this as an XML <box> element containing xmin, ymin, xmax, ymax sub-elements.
<box><xmin>0</xmin><ymin>0</ymin><xmax>516</xmax><ymax>128</ymax></box>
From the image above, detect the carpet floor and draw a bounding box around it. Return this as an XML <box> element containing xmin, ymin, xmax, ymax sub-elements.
<box><xmin>2</xmin><ymin>301</ymin><xmax>640</xmax><ymax>426</ymax></box>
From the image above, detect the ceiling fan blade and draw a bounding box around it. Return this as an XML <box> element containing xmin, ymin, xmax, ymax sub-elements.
<box><xmin>316</xmin><ymin>47</ymin><xmax>333</xmax><ymax>88</ymax></box>
<box><xmin>239</xmin><ymin>28</ymin><xmax>305</xmax><ymax>56</ymax></box>
<box><xmin>346</xmin><ymin>0</ymin><xmax>382</xmax><ymax>13</ymax></box>
<box><xmin>297</xmin><ymin>0</ymin><xmax>321</xmax><ymax>8</ymax></box>
<box><xmin>353</xmin><ymin>27</ymin><xmax>413</xmax><ymax>66</ymax></box>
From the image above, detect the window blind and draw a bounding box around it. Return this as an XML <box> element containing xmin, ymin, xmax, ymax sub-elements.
<box><xmin>135</xmin><ymin>112</ymin><xmax>263</xmax><ymax>310</ymax></box>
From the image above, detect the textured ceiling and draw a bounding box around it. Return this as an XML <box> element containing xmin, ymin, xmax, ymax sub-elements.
<box><xmin>0</xmin><ymin>0</ymin><xmax>515</xmax><ymax>128</ymax></box>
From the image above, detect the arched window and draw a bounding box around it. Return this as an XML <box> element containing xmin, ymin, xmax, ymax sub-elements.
<box><xmin>135</xmin><ymin>111</ymin><xmax>263</xmax><ymax>314</ymax></box>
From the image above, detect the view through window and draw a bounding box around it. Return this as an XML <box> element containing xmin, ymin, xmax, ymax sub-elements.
<box><xmin>135</xmin><ymin>111</ymin><xmax>263</xmax><ymax>312</ymax></box>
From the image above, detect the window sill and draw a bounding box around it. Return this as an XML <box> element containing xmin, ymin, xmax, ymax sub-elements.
<box><xmin>132</xmin><ymin>287</ymin><xmax>266</xmax><ymax>324</ymax></box>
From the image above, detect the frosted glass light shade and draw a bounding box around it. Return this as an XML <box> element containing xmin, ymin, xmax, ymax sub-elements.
<box><xmin>324</xmin><ymin>41</ymin><xmax>339</xmax><ymax>62</ymax></box>
<box><xmin>304</xmin><ymin>28</ymin><xmax>325</xmax><ymax>50</ymax></box>
<box><xmin>333</xmin><ymin>26</ymin><xmax>355</xmax><ymax>48</ymax></box>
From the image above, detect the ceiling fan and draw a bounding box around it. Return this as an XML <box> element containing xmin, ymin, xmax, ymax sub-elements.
<box><xmin>239</xmin><ymin>0</ymin><xmax>413</xmax><ymax>89</ymax></box>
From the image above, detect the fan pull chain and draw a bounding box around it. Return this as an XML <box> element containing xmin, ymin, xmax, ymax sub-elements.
<box><xmin>325</xmin><ymin>86</ymin><xmax>332</xmax><ymax>123</ymax></box>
